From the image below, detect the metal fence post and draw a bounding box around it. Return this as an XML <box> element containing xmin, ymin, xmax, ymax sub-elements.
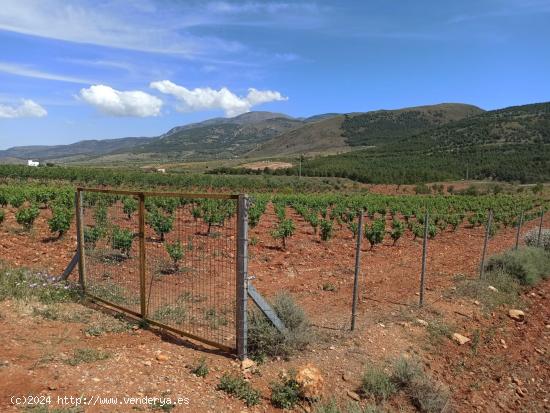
<box><xmin>351</xmin><ymin>210</ymin><xmax>364</xmax><ymax>331</ymax></box>
<box><xmin>537</xmin><ymin>208</ymin><xmax>544</xmax><ymax>248</ymax></box>
<box><xmin>138</xmin><ymin>193</ymin><xmax>146</xmax><ymax>318</ymax></box>
<box><xmin>75</xmin><ymin>190</ymin><xmax>86</xmax><ymax>291</ymax></box>
<box><xmin>515</xmin><ymin>211</ymin><xmax>524</xmax><ymax>250</ymax></box>
<box><xmin>236</xmin><ymin>194</ymin><xmax>249</xmax><ymax>359</ymax></box>
<box><xmin>419</xmin><ymin>211</ymin><xmax>429</xmax><ymax>307</ymax></box>
<box><xmin>479</xmin><ymin>209</ymin><xmax>493</xmax><ymax>279</ymax></box>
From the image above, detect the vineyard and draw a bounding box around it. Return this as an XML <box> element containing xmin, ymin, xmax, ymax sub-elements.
<box><xmin>1</xmin><ymin>181</ymin><xmax>548</xmax><ymax>328</ymax></box>
<box><xmin>1</xmin><ymin>176</ymin><xmax>549</xmax><ymax>412</ymax></box>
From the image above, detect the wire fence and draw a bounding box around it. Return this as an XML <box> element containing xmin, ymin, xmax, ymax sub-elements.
<box><xmin>77</xmin><ymin>189</ymin><xmax>244</xmax><ymax>353</ymax></box>
<box><xmin>249</xmin><ymin>206</ymin><xmax>548</xmax><ymax>332</ymax></box>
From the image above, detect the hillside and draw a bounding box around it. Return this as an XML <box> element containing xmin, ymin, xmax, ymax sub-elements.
<box><xmin>245</xmin><ymin>115</ymin><xmax>347</xmax><ymax>158</ymax></box>
<box><xmin>248</xmin><ymin>103</ymin><xmax>483</xmax><ymax>157</ymax></box>
<box><xmin>0</xmin><ymin>137</ymin><xmax>152</xmax><ymax>162</ymax></box>
<box><xmin>264</xmin><ymin>102</ymin><xmax>550</xmax><ymax>184</ymax></box>
<box><xmin>129</xmin><ymin>114</ymin><xmax>303</xmax><ymax>159</ymax></box>
<box><xmin>0</xmin><ymin>111</ymin><xmax>302</xmax><ymax>163</ymax></box>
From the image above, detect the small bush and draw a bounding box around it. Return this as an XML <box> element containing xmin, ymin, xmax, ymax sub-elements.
<box><xmin>390</xmin><ymin>356</ymin><xmax>450</xmax><ymax>413</ymax></box>
<box><xmin>48</xmin><ymin>205</ymin><xmax>73</xmax><ymax>238</ymax></box>
<box><xmin>392</xmin><ymin>357</ymin><xmax>422</xmax><ymax>388</ymax></box>
<box><xmin>360</xmin><ymin>365</ymin><xmax>396</xmax><ymax>401</ymax></box>
<box><xmin>111</xmin><ymin>226</ymin><xmax>134</xmax><ymax>257</ymax></box>
<box><xmin>272</xmin><ymin>218</ymin><xmax>295</xmax><ymax>249</ymax></box>
<box><xmin>122</xmin><ymin>197</ymin><xmax>138</xmax><ymax>219</ymax></box>
<box><xmin>16</xmin><ymin>204</ymin><xmax>39</xmax><ymax>230</ymax></box>
<box><xmin>454</xmin><ymin>271</ymin><xmax>521</xmax><ymax>311</ymax></box>
<box><xmin>66</xmin><ymin>348</ymin><xmax>109</xmax><ymax>366</ymax></box>
<box><xmin>320</xmin><ymin>219</ymin><xmax>334</xmax><ymax>241</ymax></box>
<box><xmin>248</xmin><ymin>292</ymin><xmax>311</xmax><ymax>360</ymax></box>
<box><xmin>390</xmin><ymin>219</ymin><xmax>405</xmax><ymax>245</ymax></box>
<box><xmin>406</xmin><ymin>376</ymin><xmax>450</xmax><ymax>413</ymax></box>
<box><xmin>147</xmin><ymin>208</ymin><xmax>174</xmax><ymax>241</ymax></box>
<box><xmin>165</xmin><ymin>240</ymin><xmax>184</xmax><ymax>271</ymax></box>
<box><xmin>485</xmin><ymin>247</ymin><xmax>550</xmax><ymax>285</ymax></box>
<box><xmin>217</xmin><ymin>374</ymin><xmax>261</xmax><ymax>406</ymax></box>
<box><xmin>191</xmin><ymin>357</ymin><xmax>209</xmax><ymax>377</ymax></box>
<box><xmin>365</xmin><ymin>219</ymin><xmax>385</xmax><ymax>249</ymax></box>
<box><xmin>84</xmin><ymin>226</ymin><xmax>101</xmax><ymax>249</ymax></box>
<box><xmin>270</xmin><ymin>373</ymin><xmax>301</xmax><ymax>409</ymax></box>
<box><xmin>0</xmin><ymin>209</ymin><xmax>4</xmax><ymax>224</ymax></box>
<box><xmin>525</xmin><ymin>228</ymin><xmax>550</xmax><ymax>251</ymax></box>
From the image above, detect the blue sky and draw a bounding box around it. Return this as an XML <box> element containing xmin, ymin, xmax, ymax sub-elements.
<box><xmin>0</xmin><ymin>0</ymin><xmax>549</xmax><ymax>149</ymax></box>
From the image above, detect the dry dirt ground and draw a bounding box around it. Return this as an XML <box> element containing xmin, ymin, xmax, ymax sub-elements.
<box><xmin>0</xmin><ymin>203</ymin><xmax>549</xmax><ymax>412</ymax></box>
<box><xmin>239</xmin><ymin>161</ymin><xmax>294</xmax><ymax>171</ymax></box>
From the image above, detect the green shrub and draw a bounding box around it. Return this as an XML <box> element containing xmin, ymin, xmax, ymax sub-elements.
<box><xmin>16</xmin><ymin>204</ymin><xmax>39</xmax><ymax>230</ymax></box>
<box><xmin>9</xmin><ymin>193</ymin><xmax>25</xmax><ymax>208</ymax></box>
<box><xmin>84</xmin><ymin>226</ymin><xmax>101</xmax><ymax>249</ymax></box>
<box><xmin>391</xmin><ymin>357</ymin><xmax>422</xmax><ymax>388</ymax></box>
<box><xmin>165</xmin><ymin>240</ymin><xmax>184</xmax><ymax>271</ymax></box>
<box><xmin>48</xmin><ymin>205</ymin><xmax>73</xmax><ymax>238</ymax></box>
<box><xmin>390</xmin><ymin>219</ymin><xmax>405</xmax><ymax>245</ymax></box>
<box><xmin>320</xmin><ymin>218</ymin><xmax>334</xmax><ymax>241</ymax></box>
<box><xmin>248</xmin><ymin>292</ymin><xmax>311</xmax><ymax>360</ymax></box>
<box><xmin>111</xmin><ymin>226</ymin><xmax>134</xmax><ymax>257</ymax></box>
<box><xmin>308</xmin><ymin>213</ymin><xmax>320</xmax><ymax>234</ymax></box>
<box><xmin>271</xmin><ymin>218</ymin><xmax>295</xmax><ymax>249</ymax></box>
<box><xmin>148</xmin><ymin>208</ymin><xmax>174</xmax><ymax>241</ymax></box>
<box><xmin>191</xmin><ymin>357</ymin><xmax>209</xmax><ymax>377</ymax></box>
<box><xmin>360</xmin><ymin>364</ymin><xmax>396</xmax><ymax>401</ymax></box>
<box><xmin>217</xmin><ymin>374</ymin><xmax>260</xmax><ymax>406</ymax></box>
<box><xmin>406</xmin><ymin>376</ymin><xmax>450</xmax><ymax>413</ymax></box>
<box><xmin>390</xmin><ymin>357</ymin><xmax>450</xmax><ymax>413</ymax></box>
<box><xmin>66</xmin><ymin>348</ymin><xmax>109</xmax><ymax>366</ymax></box>
<box><xmin>365</xmin><ymin>219</ymin><xmax>385</xmax><ymax>248</ymax></box>
<box><xmin>485</xmin><ymin>247</ymin><xmax>550</xmax><ymax>285</ymax></box>
<box><xmin>0</xmin><ymin>209</ymin><xmax>4</xmax><ymax>224</ymax></box>
<box><xmin>270</xmin><ymin>373</ymin><xmax>301</xmax><ymax>409</ymax></box>
<box><xmin>122</xmin><ymin>197</ymin><xmax>138</xmax><ymax>219</ymax></box>
<box><xmin>454</xmin><ymin>271</ymin><xmax>521</xmax><ymax>311</ymax></box>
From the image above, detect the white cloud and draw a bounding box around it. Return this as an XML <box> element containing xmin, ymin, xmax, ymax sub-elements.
<box><xmin>0</xmin><ymin>61</ymin><xmax>93</xmax><ymax>84</ymax></box>
<box><xmin>150</xmin><ymin>80</ymin><xmax>287</xmax><ymax>117</ymax></box>
<box><xmin>79</xmin><ymin>85</ymin><xmax>163</xmax><ymax>117</ymax></box>
<box><xmin>0</xmin><ymin>99</ymin><xmax>47</xmax><ymax>118</ymax></box>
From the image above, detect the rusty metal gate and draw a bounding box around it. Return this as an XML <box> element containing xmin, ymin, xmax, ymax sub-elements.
<box><xmin>75</xmin><ymin>188</ymin><xmax>248</xmax><ymax>357</ymax></box>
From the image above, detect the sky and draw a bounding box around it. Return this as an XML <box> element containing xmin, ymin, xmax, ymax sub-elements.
<box><xmin>0</xmin><ymin>0</ymin><xmax>549</xmax><ymax>149</ymax></box>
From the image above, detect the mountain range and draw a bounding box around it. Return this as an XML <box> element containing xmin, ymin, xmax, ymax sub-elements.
<box><xmin>1</xmin><ymin>102</ymin><xmax>548</xmax><ymax>181</ymax></box>
<box><xmin>0</xmin><ymin>104</ymin><xmax>484</xmax><ymax>163</ymax></box>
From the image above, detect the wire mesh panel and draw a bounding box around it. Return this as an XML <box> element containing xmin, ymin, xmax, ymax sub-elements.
<box><xmin>80</xmin><ymin>191</ymin><xmax>141</xmax><ymax>315</ymax></box>
<box><xmin>77</xmin><ymin>189</ymin><xmax>240</xmax><ymax>352</ymax></box>
<box><xmin>144</xmin><ymin>196</ymin><xmax>238</xmax><ymax>351</ymax></box>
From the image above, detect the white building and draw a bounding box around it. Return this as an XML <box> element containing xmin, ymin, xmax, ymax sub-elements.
<box><xmin>27</xmin><ymin>160</ymin><xmax>39</xmax><ymax>167</ymax></box>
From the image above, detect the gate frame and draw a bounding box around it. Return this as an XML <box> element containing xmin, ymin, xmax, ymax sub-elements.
<box><xmin>75</xmin><ymin>187</ymin><xmax>248</xmax><ymax>356</ymax></box>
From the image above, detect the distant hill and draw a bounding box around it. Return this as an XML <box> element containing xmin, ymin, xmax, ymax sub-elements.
<box><xmin>248</xmin><ymin>103</ymin><xmax>483</xmax><ymax>157</ymax></box>
<box><xmin>0</xmin><ymin>137</ymin><xmax>152</xmax><ymax>162</ymax></box>
<box><xmin>129</xmin><ymin>112</ymin><xmax>303</xmax><ymax>160</ymax></box>
<box><xmin>266</xmin><ymin>102</ymin><xmax>550</xmax><ymax>184</ymax></box>
<box><xmin>0</xmin><ymin>111</ymin><xmax>302</xmax><ymax>163</ymax></box>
